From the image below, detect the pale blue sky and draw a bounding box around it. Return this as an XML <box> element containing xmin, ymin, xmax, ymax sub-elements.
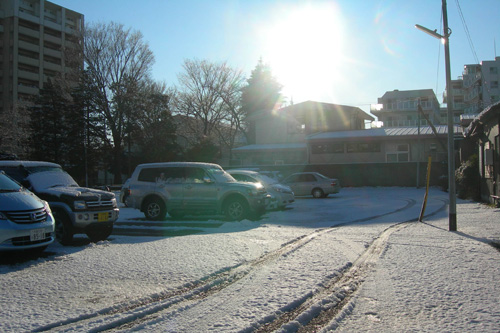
<box><xmin>55</xmin><ymin>0</ymin><xmax>500</xmax><ymax>114</ymax></box>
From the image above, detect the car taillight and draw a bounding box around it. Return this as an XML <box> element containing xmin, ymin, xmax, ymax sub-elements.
<box><xmin>331</xmin><ymin>181</ymin><xmax>337</xmax><ymax>187</ymax></box>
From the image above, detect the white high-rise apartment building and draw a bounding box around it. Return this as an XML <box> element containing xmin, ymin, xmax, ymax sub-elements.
<box><xmin>0</xmin><ymin>0</ymin><xmax>83</xmax><ymax>155</ymax></box>
<box><xmin>462</xmin><ymin>57</ymin><xmax>500</xmax><ymax>115</ymax></box>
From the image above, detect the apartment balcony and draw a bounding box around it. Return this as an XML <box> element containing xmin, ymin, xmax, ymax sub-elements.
<box><xmin>17</xmin><ymin>84</ymin><xmax>39</xmax><ymax>95</ymax></box>
<box><xmin>18</xmin><ymin>10</ymin><xmax>41</xmax><ymax>23</ymax></box>
<box><xmin>19</xmin><ymin>26</ymin><xmax>40</xmax><ymax>39</ymax></box>
<box><xmin>18</xmin><ymin>69</ymin><xmax>39</xmax><ymax>82</ymax></box>
<box><xmin>43</xmin><ymin>47</ymin><xmax>62</xmax><ymax>58</ymax></box>
<box><xmin>43</xmin><ymin>34</ymin><xmax>62</xmax><ymax>46</ymax></box>
<box><xmin>18</xmin><ymin>40</ymin><xmax>40</xmax><ymax>53</ymax></box>
<box><xmin>18</xmin><ymin>55</ymin><xmax>40</xmax><ymax>67</ymax></box>
<box><xmin>43</xmin><ymin>61</ymin><xmax>62</xmax><ymax>72</ymax></box>
<box><xmin>464</xmin><ymin>86</ymin><xmax>482</xmax><ymax>102</ymax></box>
<box><xmin>44</xmin><ymin>19</ymin><xmax>63</xmax><ymax>32</ymax></box>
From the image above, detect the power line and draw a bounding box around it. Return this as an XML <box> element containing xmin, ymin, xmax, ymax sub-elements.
<box><xmin>455</xmin><ymin>0</ymin><xmax>479</xmax><ymax>64</ymax></box>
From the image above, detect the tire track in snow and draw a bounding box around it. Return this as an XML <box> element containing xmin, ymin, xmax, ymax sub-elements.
<box><xmin>33</xmin><ymin>198</ymin><xmax>426</xmax><ymax>332</ymax></box>
<box><xmin>253</xmin><ymin>198</ymin><xmax>448</xmax><ymax>332</ymax></box>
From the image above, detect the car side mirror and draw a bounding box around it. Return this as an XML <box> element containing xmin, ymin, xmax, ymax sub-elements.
<box><xmin>203</xmin><ymin>176</ymin><xmax>213</xmax><ymax>184</ymax></box>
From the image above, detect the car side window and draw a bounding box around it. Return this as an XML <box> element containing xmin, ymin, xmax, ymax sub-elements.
<box><xmin>184</xmin><ymin>167</ymin><xmax>207</xmax><ymax>183</ymax></box>
<box><xmin>162</xmin><ymin>167</ymin><xmax>185</xmax><ymax>183</ymax></box>
<box><xmin>138</xmin><ymin>168</ymin><xmax>163</xmax><ymax>182</ymax></box>
<box><xmin>298</xmin><ymin>174</ymin><xmax>316</xmax><ymax>182</ymax></box>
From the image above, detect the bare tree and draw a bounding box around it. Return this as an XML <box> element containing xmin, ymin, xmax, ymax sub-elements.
<box><xmin>174</xmin><ymin>59</ymin><xmax>246</xmax><ymax>161</ymax></box>
<box><xmin>82</xmin><ymin>22</ymin><xmax>155</xmax><ymax>183</ymax></box>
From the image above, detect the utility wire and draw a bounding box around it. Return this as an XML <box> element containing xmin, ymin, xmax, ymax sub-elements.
<box><xmin>455</xmin><ymin>0</ymin><xmax>479</xmax><ymax>64</ymax></box>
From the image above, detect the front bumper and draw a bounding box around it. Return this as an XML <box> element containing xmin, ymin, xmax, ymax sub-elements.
<box><xmin>0</xmin><ymin>219</ymin><xmax>55</xmax><ymax>250</ymax></box>
<box><xmin>72</xmin><ymin>208</ymin><xmax>119</xmax><ymax>228</ymax></box>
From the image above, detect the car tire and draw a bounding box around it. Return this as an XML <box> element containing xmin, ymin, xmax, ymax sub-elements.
<box><xmin>144</xmin><ymin>197</ymin><xmax>166</xmax><ymax>220</ymax></box>
<box><xmin>53</xmin><ymin>209</ymin><xmax>74</xmax><ymax>245</ymax></box>
<box><xmin>122</xmin><ymin>193</ymin><xmax>129</xmax><ymax>207</ymax></box>
<box><xmin>224</xmin><ymin>198</ymin><xmax>249</xmax><ymax>221</ymax></box>
<box><xmin>312</xmin><ymin>188</ymin><xmax>324</xmax><ymax>199</ymax></box>
<box><xmin>86</xmin><ymin>224</ymin><xmax>113</xmax><ymax>243</ymax></box>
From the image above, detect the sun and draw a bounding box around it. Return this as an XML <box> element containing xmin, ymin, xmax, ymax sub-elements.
<box><xmin>262</xmin><ymin>3</ymin><xmax>345</xmax><ymax>102</ymax></box>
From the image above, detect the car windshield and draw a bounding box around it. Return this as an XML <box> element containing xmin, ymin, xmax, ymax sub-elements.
<box><xmin>206</xmin><ymin>166</ymin><xmax>236</xmax><ymax>183</ymax></box>
<box><xmin>26</xmin><ymin>166</ymin><xmax>65</xmax><ymax>174</ymax></box>
<box><xmin>0</xmin><ymin>173</ymin><xmax>21</xmax><ymax>192</ymax></box>
<box><xmin>27</xmin><ymin>171</ymin><xmax>79</xmax><ymax>192</ymax></box>
<box><xmin>257</xmin><ymin>174</ymin><xmax>278</xmax><ymax>185</ymax></box>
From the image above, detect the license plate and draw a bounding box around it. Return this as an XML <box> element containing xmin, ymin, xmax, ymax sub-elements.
<box><xmin>98</xmin><ymin>212</ymin><xmax>109</xmax><ymax>222</ymax></box>
<box><xmin>30</xmin><ymin>229</ymin><xmax>45</xmax><ymax>241</ymax></box>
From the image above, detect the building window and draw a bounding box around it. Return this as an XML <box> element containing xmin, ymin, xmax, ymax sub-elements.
<box><xmin>346</xmin><ymin>142</ymin><xmax>381</xmax><ymax>153</ymax></box>
<box><xmin>490</xmin><ymin>67</ymin><xmax>498</xmax><ymax>74</ymax></box>
<box><xmin>490</xmin><ymin>81</ymin><xmax>499</xmax><ymax>89</ymax></box>
<box><xmin>386</xmin><ymin>144</ymin><xmax>409</xmax><ymax>162</ymax></box>
<box><xmin>311</xmin><ymin>143</ymin><xmax>344</xmax><ymax>154</ymax></box>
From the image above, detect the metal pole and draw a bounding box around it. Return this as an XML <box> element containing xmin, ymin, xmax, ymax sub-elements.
<box><xmin>417</xmin><ymin>102</ymin><xmax>421</xmax><ymax>188</ymax></box>
<box><xmin>442</xmin><ymin>0</ymin><xmax>457</xmax><ymax>231</ymax></box>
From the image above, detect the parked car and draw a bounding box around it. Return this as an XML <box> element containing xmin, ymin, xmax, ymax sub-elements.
<box><xmin>127</xmin><ymin>162</ymin><xmax>270</xmax><ymax>221</ymax></box>
<box><xmin>0</xmin><ymin>161</ymin><xmax>119</xmax><ymax>245</ymax></box>
<box><xmin>228</xmin><ymin>169</ymin><xmax>294</xmax><ymax>210</ymax></box>
<box><xmin>282</xmin><ymin>172</ymin><xmax>341</xmax><ymax>198</ymax></box>
<box><xmin>0</xmin><ymin>171</ymin><xmax>55</xmax><ymax>253</ymax></box>
<box><xmin>120</xmin><ymin>178</ymin><xmax>131</xmax><ymax>207</ymax></box>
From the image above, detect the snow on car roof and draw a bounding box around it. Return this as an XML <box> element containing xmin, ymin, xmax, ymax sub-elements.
<box><xmin>0</xmin><ymin>160</ymin><xmax>61</xmax><ymax>168</ymax></box>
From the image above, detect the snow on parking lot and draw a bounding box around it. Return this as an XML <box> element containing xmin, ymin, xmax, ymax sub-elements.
<box><xmin>0</xmin><ymin>187</ymin><xmax>499</xmax><ymax>332</ymax></box>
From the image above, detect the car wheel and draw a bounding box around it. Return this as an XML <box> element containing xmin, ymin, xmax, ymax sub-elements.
<box><xmin>122</xmin><ymin>193</ymin><xmax>129</xmax><ymax>207</ymax></box>
<box><xmin>53</xmin><ymin>210</ymin><xmax>74</xmax><ymax>245</ymax></box>
<box><xmin>86</xmin><ymin>224</ymin><xmax>113</xmax><ymax>243</ymax></box>
<box><xmin>144</xmin><ymin>198</ymin><xmax>166</xmax><ymax>220</ymax></box>
<box><xmin>224</xmin><ymin>198</ymin><xmax>249</xmax><ymax>221</ymax></box>
<box><xmin>312</xmin><ymin>188</ymin><xmax>324</xmax><ymax>198</ymax></box>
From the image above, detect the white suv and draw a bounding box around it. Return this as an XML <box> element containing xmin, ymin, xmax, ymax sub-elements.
<box><xmin>127</xmin><ymin>162</ymin><xmax>269</xmax><ymax>221</ymax></box>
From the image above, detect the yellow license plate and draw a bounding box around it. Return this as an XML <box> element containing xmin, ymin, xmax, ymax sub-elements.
<box><xmin>98</xmin><ymin>212</ymin><xmax>109</xmax><ymax>222</ymax></box>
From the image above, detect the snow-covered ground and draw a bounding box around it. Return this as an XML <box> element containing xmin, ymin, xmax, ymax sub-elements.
<box><xmin>0</xmin><ymin>187</ymin><xmax>499</xmax><ymax>332</ymax></box>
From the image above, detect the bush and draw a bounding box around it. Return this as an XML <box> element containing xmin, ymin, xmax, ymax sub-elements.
<box><xmin>455</xmin><ymin>154</ymin><xmax>481</xmax><ymax>201</ymax></box>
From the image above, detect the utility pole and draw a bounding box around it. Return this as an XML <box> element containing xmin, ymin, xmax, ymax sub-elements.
<box><xmin>442</xmin><ymin>0</ymin><xmax>457</xmax><ymax>231</ymax></box>
<box><xmin>416</xmin><ymin>0</ymin><xmax>457</xmax><ymax>231</ymax></box>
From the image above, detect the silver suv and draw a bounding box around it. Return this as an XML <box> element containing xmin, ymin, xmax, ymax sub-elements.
<box><xmin>127</xmin><ymin>162</ymin><xmax>269</xmax><ymax>221</ymax></box>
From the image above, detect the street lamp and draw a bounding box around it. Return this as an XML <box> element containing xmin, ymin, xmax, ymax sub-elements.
<box><xmin>416</xmin><ymin>0</ymin><xmax>457</xmax><ymax>231</ymax></box>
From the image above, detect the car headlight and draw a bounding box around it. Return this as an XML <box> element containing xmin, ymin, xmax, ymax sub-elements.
<box><xmin>74</xmin><ymin>200</ymin><xmax>86</xmax><ymax>210</ymax></box>
<box><xmin>0</xmin><ymin>212</ymin><xmax>7</xmax><ymax>221</ymax></box>
<box><xmin>43</xmin><ymin>201</ymin><xmax>52</xmax><ymax>214</ymax></box>
<box><xmin>111</xmin><ymin>197</ymin><xmax>117</xmax><ymax>207</ymax></box>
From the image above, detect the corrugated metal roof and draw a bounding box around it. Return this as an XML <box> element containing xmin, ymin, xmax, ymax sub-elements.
<box><xmin>308</xmin><ymin>125</ymin><xmax>462</xmax><ymax>141</ymax></box>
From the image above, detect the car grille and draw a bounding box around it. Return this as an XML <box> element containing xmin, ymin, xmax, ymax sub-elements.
<box><xmin>86</xmin><ymin>199</ymin><xmax>115</xmax><ymax>210</ymax></box>
<box><xmin>12</xmin><ymin>233</ymin><xmax>52</xmax><ymax>246</ymax></box>
<box><xmin>4</xmin><ymin>208</ymin><xmax>47</xmax><ymax>224</ymax></box>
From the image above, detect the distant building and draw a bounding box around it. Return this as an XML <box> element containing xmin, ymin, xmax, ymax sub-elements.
<box><xmin>462</xmin><ymin>57</ymin><xmax>500</xmax><ymax>116</ymax></box>
<box><xmin>233</xmin><ymin>101</ymin><xmax>374</xmax><ymax>166</ymax></box>
<box><xmin>371</xmin><ymin>89</ymin><xmax>443</xmax><ymax>128</ymax></box>
<box><xmin>0</xmin><ymin>0</ymin><xmax>83</xmax><ymax>155</ymax></box>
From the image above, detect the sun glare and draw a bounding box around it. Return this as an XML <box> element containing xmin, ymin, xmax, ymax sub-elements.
<box><xmin>262</xmin><ymin>3</ymin><xmax>345</xmax><ymax>102</ymax></box>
